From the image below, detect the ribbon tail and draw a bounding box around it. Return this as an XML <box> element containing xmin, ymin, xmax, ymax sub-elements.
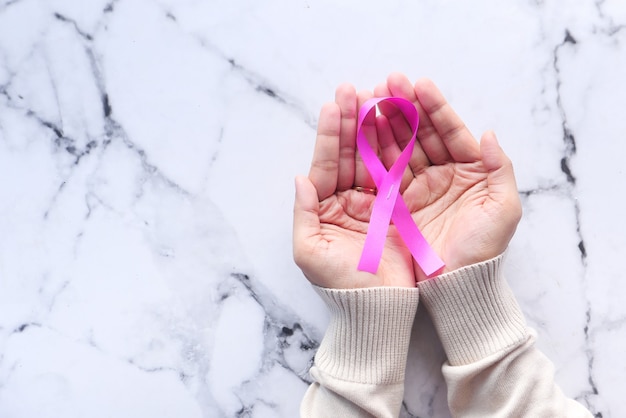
<box><xmin>392</xmin><ymin>197</ymin><xmax>445</xmax><ymax>277</ymax></box>
<box><xmin>357</xmin><ymin>179</ymin><xmax>399</xmax><ymax>274</ymax></box>
<box><xmin>357</xmin><ymin>209</ymin><xmax>388</xmax><ymax>273</ymax></box>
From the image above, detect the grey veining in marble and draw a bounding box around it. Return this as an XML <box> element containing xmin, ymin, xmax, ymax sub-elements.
<box><xmin>1</xmin><ymin>0</ymin><xmax>625</xmax><ymax>416</ymax></box>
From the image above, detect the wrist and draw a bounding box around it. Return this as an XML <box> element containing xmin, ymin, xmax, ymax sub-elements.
<box><xmin>312</xmin><ymin>285</ymin><xmax>419</xmax><ymax>384</ymax></box>
<box><xmin>438</xmin><ymin>245</ymin><xmax>511</xmax><ymax>278</ymax></box>
<box><xmin>417</xmin><ymin>254</ymin><xmax>527</xmax><ymax>365</ymax></box>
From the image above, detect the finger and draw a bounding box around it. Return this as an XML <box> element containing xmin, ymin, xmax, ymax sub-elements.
<box><xmin>374</xmin><ymin>82</ymin><xmax>404</xmax><ymax>169</ymax></box>
<box><xmin>383</xmin><ymin>73</ymin><xmax>414</xmax><ymax>149</ymax></box>
<box><xmin>414</xmin><ymin>112</ymin><xmax>453</xmax><ymax>165</ymax></box>
<box><xmin>481</xmin><ymin>131</ymin><xmax>521</xmax><ymax>211</ymax></box>
<box><xmin>335</xmin><ymin>83</ymin><xmax>358</xmax><ymax>191</ymax></box>
<box><xmin>373</xmin><ymin>82</ymin><xmax>389</xmax><ymax>98</ymax></box>
<box><xmin>480</xmin><ymin>131</ymin><xmax>523</xmax><ymax>256</ymax></box>
<box><xmin>309</xmin><ymin>102</ymin><xmax>341</xmax><ymax>200</ymax></box>
<box><xmin>354</xmin><ymin>89</ymin><xmax>377</xmax><ymax>189</ymax></box>
<box><xmin>402</xmin><ymin>92</ymin><xmax>449</xmax><ymax>169</ymax></box>
<box><xmin>293</xmin><ymin>175</ymin><xmax>322</xmax><ymax>270</ymax></box>
<box><xmin>414</xmin><ymin>78</ymin><xmax>480</xmax><ymax>163</ymax></box>
<box><xmin>374</xmin><ymin>81</ymin><xmax>414</xmax><ymax>190</ymax></box>
<box><xmin>375</xmin><ymin>114</ymin><xmax>414</xmax><ymax>192</ymax></box>
<box><xmin>384</xmin><ymin>73</ymin><xmax>431</xmax><ymax>172</ymax></box>
<box><xmin>375</xmin><ymin>81</ymin><xmax>411</xmax><ymax>154</ymax></box>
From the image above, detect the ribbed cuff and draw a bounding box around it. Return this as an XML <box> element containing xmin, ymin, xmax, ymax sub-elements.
<box><xmin>312</xmin><ymin>286</ymin><xmax>419</xmax><ymax>385</ymax></box>
<box><xmin>418</xmin><ymin>255</ymin><xmax>527</xmax><ymax>366</ymax></box>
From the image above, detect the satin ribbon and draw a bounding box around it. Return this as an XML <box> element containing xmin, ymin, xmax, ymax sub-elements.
<box><xmin>356</xmin><ymin>97</ymin><xmax>444</xmax><ymax>277</ymax></box>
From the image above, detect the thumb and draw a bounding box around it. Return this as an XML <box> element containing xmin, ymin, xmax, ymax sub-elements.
<box><xmin>293</xmin><ymin>175</ymin><xmax>322</xmax><ymax>268</ymax></box>
<box><xmin>480</xmin><ymin>130</ymin><xmax>519</xmax><ymax>200</ymax></box>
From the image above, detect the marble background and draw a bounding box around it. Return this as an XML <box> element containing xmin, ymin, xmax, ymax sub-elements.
<box><xmin>0</xmin><ymin>0</ymin><xmax>624</xmax><ymax>416</ymax></box>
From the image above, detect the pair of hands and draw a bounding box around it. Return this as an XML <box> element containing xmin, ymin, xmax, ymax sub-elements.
<box><xmin>293</xmin><ymin>73</ymin><xmax>522</xmax><ymax>289</ymax></box>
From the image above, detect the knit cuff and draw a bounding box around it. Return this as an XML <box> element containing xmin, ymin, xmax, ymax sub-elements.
<box><xmin>312</xmin><ymin>286</ymin><xmax>419</xmax><ymax>385</ymax></box>
<box><xmin>417</xmin><ymin>255</ymin><xmax>527</xmax><ymax>366</ymax></box>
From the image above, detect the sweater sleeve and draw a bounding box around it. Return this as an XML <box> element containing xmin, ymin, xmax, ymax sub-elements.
<box><xmin>417</xmin><ymin>255</ymin><xmax>593</xmax><ymax>417</ymax></box>
<box><xmin>300</xmin><ymin>286</ymin><xmax>420</xmax><ymax>418</ymax></box>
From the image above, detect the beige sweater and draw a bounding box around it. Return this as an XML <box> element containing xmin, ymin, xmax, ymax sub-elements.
<box><xmin>301</xmin><ymin>255</ymin><xmax>593</xmax><ymax>417</ymax></box>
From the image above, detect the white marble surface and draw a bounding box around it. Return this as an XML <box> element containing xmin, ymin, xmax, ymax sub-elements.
<box><xmin>1</xmin><ymin>0</ymin><xmax>625</xmax><ymax>416</ymax></box>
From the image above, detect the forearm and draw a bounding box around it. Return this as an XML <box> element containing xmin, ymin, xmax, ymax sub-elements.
<box><xmin>301</xmin><ymin>286</ymin><xmax>419</xmax><ymax>418</ymax></box>
<box><xmin>418</xmin><ymin>255</ymin><xmax>592</xmax><ymax>417</ymax></box>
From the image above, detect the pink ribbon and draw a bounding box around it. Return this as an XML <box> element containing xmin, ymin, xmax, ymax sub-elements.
<box><xmin>356</xmin><ymin>97</ymin><xmax>445</xmax><ymax>277</ymax></box>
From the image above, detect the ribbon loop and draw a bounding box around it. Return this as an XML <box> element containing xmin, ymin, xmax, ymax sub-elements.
<box><xmin>356</xmin><ymin>97</ymin><xmax>444</xmax><ymax>277</ymax></box>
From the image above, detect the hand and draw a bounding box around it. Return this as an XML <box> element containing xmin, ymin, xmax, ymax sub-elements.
<box><xmin>293</xmin><ymin>84</ymin><xmax>416</xmax><ymax>289</ymax></box>
<box><xmin>373</xmin><ymin>73</ymin><xmax>522</xmax><ymax>281</ymax></box>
